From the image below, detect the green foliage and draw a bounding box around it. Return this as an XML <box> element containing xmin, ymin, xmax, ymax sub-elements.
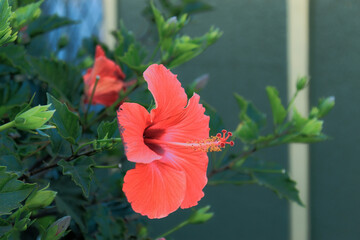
<box><xmin>188</xmin><ymin>205</ymin><xmax>214</xmax><ymax>224</ymax></box>
<box><xmin>0</xmin><ymin>167</ymin><xmax>35</xmax><ymax>215</ymax></box>
<box><xmin>27</xmin><ymin>14</ymin><xmax>77</xmax><ymax>38</ymax></box>
<box><xmin>47</xmin><ymin>94</ymin><xmax>82</xmax><ymax>144</ymax></box>
<box><xmin>24</xmin><ymin>184</ymin><xmax>57</xmax><ymax>211</ymax></box>
<box><xmin>58</xmin><ymin>157</ymin><xmax>94</xmax><ymax>198</ymax></box>
<box><xmin>0</xmin><ymin>1</ymin><xmax>335</xmax><ymax>239</ymax></box>
<box><xmin>97</xmin><ymin>119</ymin><xmax>119</xmax><ymax>140</ymax></box>
<box><xmin>32</xmin><ymin>58</ymin><xmax>82</xmax><ymax>103</ymax></box>
<box><xmin>14</xmin><ymin>104</ymin><xmax>55</xmax><ymax>131</ymax></box>
<box><xmin>0</xmin><ymin>81</ymin><xmax>30</xmax><ymax>119</ymax></box>
<box><xmin>0</xmin><ymin>0</ymin><xmax>17</xmax><ymax>46</ymax></box>
<box><xmin>41</xmin><ymin>216</ymin><xmax>71</xmax><ymax>240</ymax></box>
<box><xmin>12</xmin><ymin>0</ymin><xmax>43</xmax><ymax>30</ymax></box>
<box><xmin>242</xmin><ymin>161</ymin><xmax>303</xmax><ymax>206</ymax></box>
<box><xmin>266</xmin><ymin>86</ymin><xmax>287</xmax><ymax>126</ymax></box>
<box><xmin>0</xmin><ymin>44</ymin><xmax>31</xmax><ymax>74</ymax></box>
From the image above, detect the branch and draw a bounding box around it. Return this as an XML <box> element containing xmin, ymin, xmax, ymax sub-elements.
<box><xmin>19</xmin><ymin>149</ymin><xmax>98</xmax><ymax>181</ymax></box>
<box><xmin>207</xmin><ymin>147</ymin><xmax>256</xmax><ymax>178</ymax></box>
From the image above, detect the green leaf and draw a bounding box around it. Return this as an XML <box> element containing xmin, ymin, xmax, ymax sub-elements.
<box><xmin>188</xmin><ymin>205</ymin><xmax>214</xmax><ymax>224</ymax></box>
<box><xmin>31</xmin><ymin>57</ymin><xmax>82</xmax><ymax>103</ymax></box>
<box><xmin>47</xmin><ymin>128</ymin><xmax>72</xmax><ymax>157</ymax></box>
<box><xmin>55</xmin><ymin>195</ymin><xmax>85</xmax><ymax>232</ymax></box>
<box><xmin>266</xmin><ymin>86</ymin><xmax>287</xmax><ymax>125</ymax></box>
<box><xmin>90</xmin><ymin>205</ymin><xmax>125</xmax><ymax>239</ymax></box>
<box><xmin>151</xmin><ymin>2</ymin><xmax>166</xmax><ymax>42</ymax></box>
<box><xmin>117</xmin><ymin>43</ymin><xmax>148</xmax><ymax>73</ymax></box>
<box><xmin>0</xmin><ymin>81</ymin><xmax>31</xmax><ymax>119</ymax></box>
<box><xmin>245</xmin><ymin>161</ymin><xmax>303</xmax><ymax>206</ymax></box>
<box><xmin>12</xmin><ymin>0</ymin><xmax>43</xmax><ymax>30</ymax></box>
<box><xmin>0</xmin><ymin>0</ymin><xmax>17</xmax><ymax>46</ymax></box>
<box><xmin>97</xmin><ymin>119</ymin><xmax>119</xmax><ymax>140</ymax></box>
<box><xmin>13</xmin><ymin>212</ymin><xmax>32</xmax><ymax>231</ymax></box>
<box><xmin>0</xmin><ymin>167</ymin><xmax>35</xmax><ymax>215</ymax></box>
<box><xmin>113</xmin><ymin>20</ymin><xmax>137</xmax><ymax>57</ymax></box>
<box><xmin>0</xmin><ymin>218</ymin><xmax>12</xmax><ymax>236</ymax></box>
<box><xmin>47</xmin><ymin>94</ymin><xmax>81</xmax><ymax>144</ymax></box>
<box><xmin>27</xmin><ymin>14</ymin><xmax>77</xmax><ymax>38</ymax></box>
<box><xmin>234</xmin><ymin>93</ymin><xmax>266</xmax><ymax>128</ymax></box>
<box><xmin>58</xmin><ymin>157</ymin><xmax>94</xmax><ymax>198</ymax></box>
<box><xmin>289</xmin><ymin>133</ymin><xmax>329</xmax><ymax>143</ymax></box>
<box><xmin>167</xmin><ymin>27</ymin><xmax>222</xmax><ymax>68</ymax></box>
<box><xmin>292</xmin><ymin>108</ymin><xmax>308</xmax><ymax>131</ymax></box>
<box><xmin>53</xmin><ymin>177</ymin><xmax>86</xmax><ymax>232</ymax></box>
<box><xmin>300</xmin><ymin>118</ymin><xmax>323</xmax><ymax>135</ymax></box>
<box><xmin>0</xmin><ymin>45</ymin><xmax>32</xmax><ymax>74</ymax></box>
<box><xmin>234</xmin><ymin>120</ymin><xmax>258</xmax><ymax>142</ymax></box>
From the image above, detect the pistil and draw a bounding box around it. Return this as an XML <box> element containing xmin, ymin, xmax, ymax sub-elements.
<box><xmin>144</xmin><ymin>129</ymin><xmax>234</xmax><ymax>152</ymax></box>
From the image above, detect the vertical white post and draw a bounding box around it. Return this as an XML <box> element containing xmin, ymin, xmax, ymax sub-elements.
<box><xmin>287</xmin><ymin>1</ymin><xmax>310</xmax><ymax>240</ymax></box>
<box><xmin>102</xmin><ymin>0</ymin><xmax>118</xmax><ymax>49</ymax></box>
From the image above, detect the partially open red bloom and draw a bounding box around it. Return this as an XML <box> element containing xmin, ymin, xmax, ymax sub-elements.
<box><xmin>117</xmin><ymin>64</ymin><xmax>233</xmax><ymax>219</ymax></box>
<box><xmin>83</xmin><ymin>45</ymin><xmax>129</xmax><ymax>107</ymax></box>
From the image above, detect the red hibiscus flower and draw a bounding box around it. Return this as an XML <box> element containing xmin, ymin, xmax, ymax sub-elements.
<box><xmin>83</xmin><ymin>45</ymin><xmax>130</xmax><ymax>107</ymax></box>
<box><xmin>117</xmin><ymin>64</ymin><xmax>233</xmax><ymax>219</ymax></box>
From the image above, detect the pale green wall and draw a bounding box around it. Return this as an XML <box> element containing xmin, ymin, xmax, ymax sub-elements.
<box><xmin>309</xmin><ymin>0</ymin><xmax>360</xmax><ymax>239</ymax></box>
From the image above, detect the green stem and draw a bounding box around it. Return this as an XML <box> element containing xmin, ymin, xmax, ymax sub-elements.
<box><xmin>248</xmin><ymin>168</ymin><xmax>285</xmax><ymax>174</ymax></box>
<box><xmin>74</xmin><ymin>138</ymin><xmax>122</xmax><ymax>155</ymax></box>
<box><xmin>94</xmin><ymin>164</ymin><xmax>120</xmax><ymax>169</ymax></box>
<box><xmin>86</xmin><ymin>79</ymin><xmax>142</xmax><ymax>128</ymax></box>
<box><xmin>158</xmin><ymin>220</ymin><xmax>189</xmax><ymax>238</ymax></box>
<box><xmin>0</xmin><ymin>121</ymin><xmax>15</xmax><ymax>132</ymax></box>
<box><xmin>287</xmin><ymin>89</ymin><xmax>299</xmax><ymax>113</ymax></box>
<box><xmin>208</xmin><ymin>180</ymin><xmax>256</xmax><ymax>186</ymax></box>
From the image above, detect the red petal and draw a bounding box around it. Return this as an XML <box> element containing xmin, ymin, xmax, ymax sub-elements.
<box><xmin>148</xmin><ymin>93</ymin><xmax>209</xmax><ymax>143</ymax></box>
<box><xmin>95</xmin><ymin>45</ymin><xmax>105</xmax><ymax>58</ymax></box>
<box><xmin>145</xmin><ymin>94</ymin><xmax>210</xmax><ymax>208</ymax></box>
<box><xmin>89</xmin><ymin>77</ymin><xmax>124</xmax><ymax>106</ymax></box>
<box><xmin>165</xmin><ymin>148</ymin><xmax>208</xmax><ymax>209</ymax></box>
<box><xmin>117</xmin><ymin>103</ymin><xmax>161</xmax><ymax>163</ymax></box>
<box><xmin>123</xmin><ymin>161</ymin><xmax>186</xmax><ymax>219</ymax></box>
<box><xmin>92</xmin><ymin>57</ymin><xmax>125</xmax><ymax>81</ymax></box>
<box><xmin>143</xmin><ymin>64</ymin><xmax>188</xmax><ymax>122</ymax></box>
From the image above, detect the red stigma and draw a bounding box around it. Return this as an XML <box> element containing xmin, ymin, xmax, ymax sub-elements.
<box><xmin>217</xmin><ymin>130</ymin><xmax>234</xmax><ymax>149</ymax></box>
<box><xmin>189</xmin><ymin>129</ymin><xmax>235</xmax><ymax>152</ymax></box>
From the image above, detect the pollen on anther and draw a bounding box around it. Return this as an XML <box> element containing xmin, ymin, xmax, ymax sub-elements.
<box><xmin>189</xmin><ymin>129</ymin><xmax>235</xmax><ymax>153</ymax></box>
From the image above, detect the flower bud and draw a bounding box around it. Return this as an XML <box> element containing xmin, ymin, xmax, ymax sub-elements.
<box><xmin>296</xmin><ymin>77</ymin><xmax>308</xmax><ymax>90</ymax></box>
<box><xmin>318</xmin><ymin>96</ymin><xmax>335</xmax><ymax>118</ymax></box>
<box><xmin>25</xmin><ymin>185</ymin><xmax>57</xmax><ymax>211</ymax></box>
<box><xmin>14</xmin><ymin>104</ymin><xmax>55</xmax><ymax>130</ymax></box>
